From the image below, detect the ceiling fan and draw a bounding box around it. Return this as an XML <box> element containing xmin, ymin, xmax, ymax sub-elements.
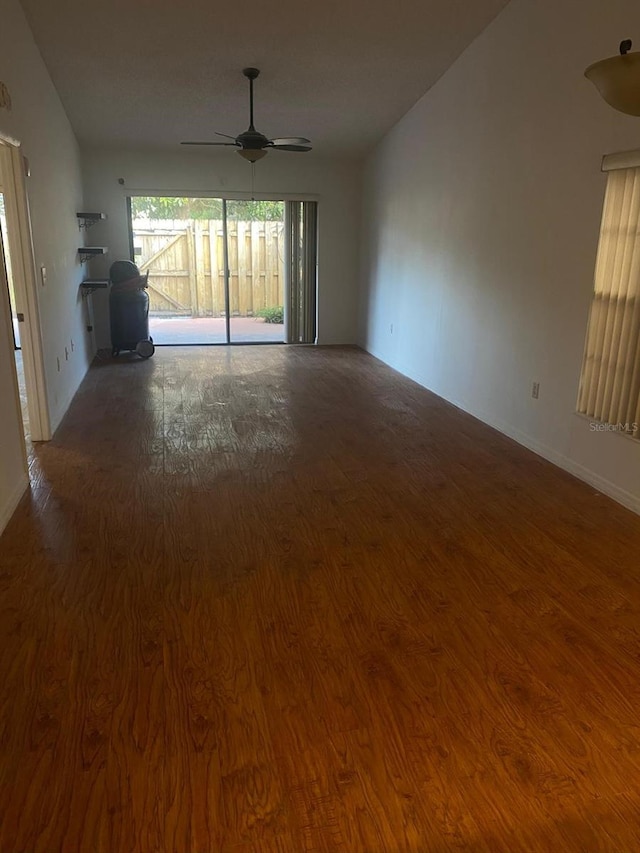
<box><xmin>181</xmin><ymin>67</ymin><xmax>312</xmax><ymax>162</ymax></box>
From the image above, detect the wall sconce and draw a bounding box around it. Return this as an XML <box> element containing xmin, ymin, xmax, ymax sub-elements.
<box><xmin>585</xmin><ymin>40</ymin><xmax>640</xmax><ymax>116</ymax></box>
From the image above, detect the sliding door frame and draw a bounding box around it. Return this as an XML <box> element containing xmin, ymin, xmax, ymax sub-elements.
<box><xmin>126</xmin><ymin>191</ymin><xmax>319</xmax><ymax>346</ymax></box>
<box><xmin>221</xmin><ymin>198</ymin><xmax>231</xmax><ymax>344</ymax></box>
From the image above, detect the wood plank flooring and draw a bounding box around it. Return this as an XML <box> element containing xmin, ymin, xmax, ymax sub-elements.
<box><xmin>1</xmin><ymin>344</ymin><xmax>640</xmax><ymax>852</ymax></box>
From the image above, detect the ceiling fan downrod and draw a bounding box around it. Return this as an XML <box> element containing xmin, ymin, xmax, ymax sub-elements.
<box><xmin>243</xmin><ymin>67</ymin><xmax>260</xmax><ymax>131</ymax></box>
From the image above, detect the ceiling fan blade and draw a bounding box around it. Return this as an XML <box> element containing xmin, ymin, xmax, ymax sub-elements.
<box><xmin>215</xmin><ymin>131</ymin><xmax>239</xmax><ymax>140</ymax></box>
<box><xmin>181</xmin><ymin>141</ymin><xmax>239</xmax><ymax>146</ymax></box>
<box><xmin>271</xmin><ymin>144</ymin><xmax>312</xmax><ymax>152</ymax></box>
<box><xmin>270</xmin><ymin>137</ymin><xmax>311</xmax><ymax>146</ymax></box>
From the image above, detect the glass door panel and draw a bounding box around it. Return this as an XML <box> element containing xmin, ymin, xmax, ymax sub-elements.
<box><xmin>226</xmin><ymin>200</ymin><xmax>285</xmax><ymax>343</ymax></box>
<box><xmin>130</xmin><ymin>197</ymin><xmax>228</xmax><ymax>344</ymax></box>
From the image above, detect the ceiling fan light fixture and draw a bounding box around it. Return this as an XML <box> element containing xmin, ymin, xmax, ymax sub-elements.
<box><xmin>237</xmin><ymin>148</ymin><xmax>267</xmax><ymax>163</ymax></box>
<box><xmin>585</xmin><ymin>39</ymin><xmax>640</xmax><ymax>116</ymax></box>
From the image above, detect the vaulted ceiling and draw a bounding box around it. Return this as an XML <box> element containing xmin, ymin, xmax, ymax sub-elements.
<box><xmin>19</xmin><ymin>0</ymin><xmax>509</xmax><ymax>156</ymax></box>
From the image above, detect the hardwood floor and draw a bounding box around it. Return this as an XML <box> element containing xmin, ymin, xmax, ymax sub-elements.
<box><xmin>1</xmin><ymin>344</ymin><xmax>640</xmax><ymax>852</ymax></box>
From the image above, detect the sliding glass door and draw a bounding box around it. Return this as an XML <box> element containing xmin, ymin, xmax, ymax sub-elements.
<box><xmin>128</xmin><ymin>196</ymin><xmax>314</xmax><ymax>345</ymax></box>
<box><xmin>129</xmin><ymin>196</ymin><xmax>284</xmax><ymax>344</ymax></box>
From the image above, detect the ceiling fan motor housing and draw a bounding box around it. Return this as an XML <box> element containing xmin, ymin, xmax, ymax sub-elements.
<box><xmin>237</xmin><ymin>128</ymin><xmax>270</xmax><ymax>149</ymax></box>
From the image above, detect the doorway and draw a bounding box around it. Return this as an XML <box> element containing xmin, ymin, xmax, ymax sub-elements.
<box><xmin>0</xmin><ymin>140</ymin><xmax>50</xmax><ymax>444</ymax></box>
<box><xmin>128</xmin><ymin>196</ymin><xmax>286</xmax><ymax>344</ymax></box>
<box><xmin>0</xmin><ymin>193</ymin><xmax>19</xmax><ymax>349</ymax></box>
<box><xmin>1</xmin><ymin>184</ymin><xmax>28</xmax><ymax>441</ymax></box>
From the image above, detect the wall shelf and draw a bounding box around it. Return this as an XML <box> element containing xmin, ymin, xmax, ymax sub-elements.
<box><xmin>78</xmin><ymin>247</ymin><xmax>108</xmax><ymax>263</ymax></box>
<box><xmin>80</xmin><ymin>278</ymin><xmax>109</xmax><ymax>298</ymax></box>
<box><xmin>77</xmin><ymin>212</ymin><xmax>107</xmax><ymax>230</ymax></box>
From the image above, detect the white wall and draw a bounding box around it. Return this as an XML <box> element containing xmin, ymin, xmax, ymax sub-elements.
<box><xmin>81</xmin><ymin>148</ymin><xmax>361</xmax><ymax>347</ymax></box>
<box><xmin>360</xmin><ymin>0</ymin><xmax>640</xmax><ymax>513</ymax></box>
<box><xmin>0</xmin><ymin>0</ymin><xmax>91</xmax><ymax>533</ymax></box>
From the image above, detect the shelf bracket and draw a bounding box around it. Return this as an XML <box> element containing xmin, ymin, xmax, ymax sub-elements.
<box><xmin>77</xmin><ymin>212</ymin><xmax>107</xmax><ymax>231</ymax></box>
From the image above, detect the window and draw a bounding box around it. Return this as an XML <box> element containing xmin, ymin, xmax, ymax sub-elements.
<box><xmin>577</xmin><ymin>163</ymin><xmax>640</xmax><ymax>439</ymax></box>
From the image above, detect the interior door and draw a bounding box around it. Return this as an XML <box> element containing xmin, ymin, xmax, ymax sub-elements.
<box><xmin>0</xmin><ymin>193</ymin><xmax>19</xmax><ymax>350</ymax></box>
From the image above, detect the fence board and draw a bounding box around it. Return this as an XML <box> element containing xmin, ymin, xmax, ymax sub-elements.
<box><xmin>195</xmin><ymin>221</ymin><xmax>207</xmax><ymax>315</ymax></box>
<box><xmin>215</xmin><ymin>225</ymin><xmax>226</xmax><ymax>315</ymax></box>
<box><xmin>237</xmin><ymin>224</ymin><xmax>244</xmax><ymax>315</ymax></box>
<box><xmin>186</xmin><ymin>227</ymin><xmax>199</xmax><ymax>316</ymax></box>
<box><xmin>254</xmin><ymin>222</ymin><xmax>266</xmax><ymax>313</ymax></box>
<box><xmin>211</xmin><ymin>225</ymin><xmax>219</xmax><ymax>316</ymax></box>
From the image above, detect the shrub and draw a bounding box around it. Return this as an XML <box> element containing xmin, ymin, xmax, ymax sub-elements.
<box><xmin>256</xmin><ymin>306</ymin><xmax>284</xmax><ymax>324</ymax></box>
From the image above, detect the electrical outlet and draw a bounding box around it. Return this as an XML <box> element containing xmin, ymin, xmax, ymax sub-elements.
<box><xmin>532</xmin><ymin>381</ymin><xmax>540</xmax><ymax>399</ymax></box>
<box><xmin>64</xmin><ymin>346</ymin><xmax>69</xmax><ymax>361</ymax></box>
<box><xmin>56</xmin><ymin>356</ymin><xmax>60</xmax><ymax>372</ymax></box>
<box><xmin>40</xmin><ymin>265</ymin><xmax>47</xmax><ymax>286</ymax></box>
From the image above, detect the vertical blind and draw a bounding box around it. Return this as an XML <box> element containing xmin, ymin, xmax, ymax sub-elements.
<box><xmin>577</xmin><ymin>166</ymin><xmax>640</xmax><ymax>439</ymax></box>
<box><xmin>285</xmin><ymin>201</ymin><xmax>317</xmax><ymax>344</ymax></box>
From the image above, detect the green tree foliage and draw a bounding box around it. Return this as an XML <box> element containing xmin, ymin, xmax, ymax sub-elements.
<box><xmin>131</xmin><ymin>196</ymin><xmax>284</xmax><ymax>221</ymax></box>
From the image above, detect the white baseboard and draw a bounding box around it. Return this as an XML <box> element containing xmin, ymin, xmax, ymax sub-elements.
<box><xmin>460</xmin><ymin>405</ymin><xmax>640</xmax><ymax>516</ymax></box>
<box><xmin>50</xmin><ymin>384</ymin><xmax>77</xmax><ymax>434</ymax></box>
<box><xmin>0</xmin><ymin>473</ymin><xmax>29</xmax><ymax>536</ymax></box>
<box><xmin>49</xmin><ymin>357</ymin><xmax>92</xmax><ymax>434</ymax></box>
<box><xmin>363</xmin><ymin>345</ymin><xmax>640</xmax><ymax>516</ymax></box>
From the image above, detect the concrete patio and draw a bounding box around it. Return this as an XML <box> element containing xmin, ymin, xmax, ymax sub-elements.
<box><xmin>148</xmin><ymin>315</ymin><xmax>284</xmax><ymax>344</ymax></box>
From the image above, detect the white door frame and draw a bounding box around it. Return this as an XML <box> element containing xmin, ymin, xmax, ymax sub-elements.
<box><xmin>0</xmin><ymin>137</ymin><xmax>51</xmax><ymax>441</ymax></box>
<box><xmin>0</xmin><ymin>191</ymin><xmax>27</xmax><ymax>468</ymax></box>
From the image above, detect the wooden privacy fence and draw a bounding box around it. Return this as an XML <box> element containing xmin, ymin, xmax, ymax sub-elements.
<box><xmin>133</xmin><ymin>219</ymin><xmax>284</xmax><ymax>317</ymax></box>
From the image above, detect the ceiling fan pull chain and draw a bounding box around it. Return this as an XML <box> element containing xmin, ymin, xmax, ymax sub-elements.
<box><xmin>251</xmin><ymin>161</ymin><xmax>256</xmax><ymax>200</ymax></box>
